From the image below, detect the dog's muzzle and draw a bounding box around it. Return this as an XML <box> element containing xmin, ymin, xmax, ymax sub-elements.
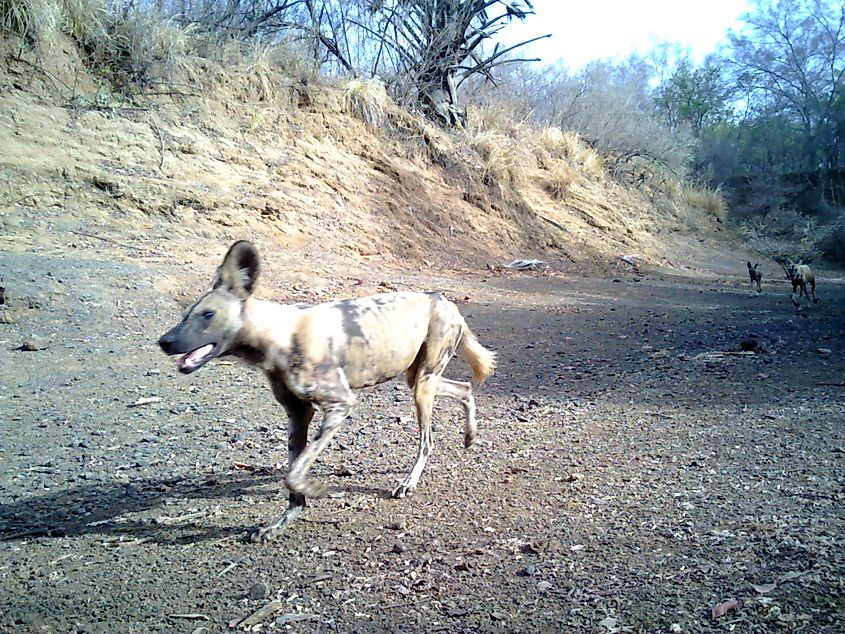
<box><xmin>158</xmin><ymin>328</ymin><xmax>219</xmax><ymax>374</ymax></box>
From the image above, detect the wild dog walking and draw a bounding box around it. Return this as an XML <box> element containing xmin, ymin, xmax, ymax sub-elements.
<box><xmin>158</xmin><ymin>241</ymin><xmax>496</xmax><ymax>541</ymax></box>
<box><xmin>746</xmin><ymin>261</ymin><xmax>762</xmax><ymax>293</ymax></box>
<box><xmin>777</xmin><ymin>258</ymin><xmax>818</xmax><ymax>306</ymax></box>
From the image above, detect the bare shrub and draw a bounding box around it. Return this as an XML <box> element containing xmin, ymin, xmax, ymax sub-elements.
<box><xmin>736</xmin><ymin>207</ymin><xmax>839</xmax><ymax>263</ymax></box>
<box><xmin>818</xmin><ymin>218</ymin><xmax>845</xmax><ymax>265</ymax></box>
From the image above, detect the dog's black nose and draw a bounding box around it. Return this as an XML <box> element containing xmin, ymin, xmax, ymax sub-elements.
<box><xmin>158</xmin><ymin>334</ymin><xmax>175</xmax><ymax>353</ymax></box>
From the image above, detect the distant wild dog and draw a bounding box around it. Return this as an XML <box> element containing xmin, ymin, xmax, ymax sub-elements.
<box><xmin>746</xmin><ymin>261</ymin><xmax>762</xmax><ymax>293</ymax></box>
<box><xmin>777</xmin><ymin>258</ymin><xmax>818</xmax><ymax>306</ymax></box>
<box><xmin>158</xmin><ymin>241</ymin><xmax>496</xmax><ymax>542</ymax></box>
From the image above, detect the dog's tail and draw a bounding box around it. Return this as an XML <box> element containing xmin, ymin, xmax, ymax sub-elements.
<box><xmin>459</xmin><ymin>326</ymin><xmax>496</xmax><ymax>385</ymax></box>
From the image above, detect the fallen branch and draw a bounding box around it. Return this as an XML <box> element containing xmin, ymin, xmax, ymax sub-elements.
<box><xmin>539</xmin><ymin>215</ymin><xmax>568</xmax><ymax>233</ymax></box>
<box><xmin>154</xmin><ymin>506</ymin><xmax>220</xmax><ymax>526</ymax></box>
<box><xmin>128</xmin><ymin>396</ymin><xmax>162</xmax><ymax>408</ymax></box>
<box><xmin>236</xmin><ymin>600</ymin><xmax>284</xmax><ymax>629</ymax></box>
<box><xmin>689</xmin><ymin>351</ymin><xmax>756</xmax><ymax>362</ymax></box>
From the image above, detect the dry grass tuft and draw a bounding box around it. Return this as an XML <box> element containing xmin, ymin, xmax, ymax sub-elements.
<box><xmin>683</xmin><ymin>186</ymin><xmax>728</xmax><ymax>223</ymax></box>
<box><xmin>107</xmin><ymin>10</ymin><xmax>190</xmax><ymax>86</ymax></box>
<box><xmin>60</xmin><ymin>0</ymin><xmax>106</xmax><ymax>45</ymax></box>
<box><xmin>1</xmin><ymin>0</ymin><xmax>59</xmax><ymax>43</ymax></box>
<box><xmin>531</xmin><ymin>126</ymin><xmax>604</xmax><ymax>180</ymax></box>
<box><xmin>468</xmin><ymin>128</ymin><xmax>525</xmax><ymax>197</ymax></box>
<box><xmin>535</xmin><ymin>126</ymin><xmax>582</xmax><ymax>160</ymax></box>
<box><xmin>546</xmin><ymin>163</ymin><xmax>577</xmax><ymax>200</ymax></box>
<box><xmin>343</xmin><ymin>78</ymin><xmax>391</xmax><ymax>129</ymax></box>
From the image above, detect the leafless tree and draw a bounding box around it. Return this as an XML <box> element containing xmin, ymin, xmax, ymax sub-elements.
<box><xmin>353</xmin><ymin>1</ymin><xmax>549</xmax><ymax>125</ymax></box>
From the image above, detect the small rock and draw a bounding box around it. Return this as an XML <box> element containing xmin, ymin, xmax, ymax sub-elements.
<box><xmin>392</xmin><ymin>542</ymin><xmax>407</xmax><ymax>554</ymax></box>
<box><xmin>146</xmin><ymin>368</ymin><xmax>161</xmax><ymax>376</ymax></box>
<box><xmin>670</xmin><ymin>624</ymin><xmax>682</xmax><ymax>633</ymax></box>
<box><xmin>564</xmin><ymin>472</ymin><xmax>582</xmax><ymax>482</ymax></box>
<box><xmin>519</xmin><ymin>564</ymin><xmax>537</xmax><ymax>577</ymax></box>
<box><xmin>817</xmin><ymin>348</ymin><xmax>831</xmax><ymax>356</ymax></box>
<box><xmin>536</xmin><ymin>581</ymin><xmax>553</xmax><ymax>592</ymax></box>
<box><xmin>248</xmin><ymin>581</ymin><xmax>272</xmax><ymax>600</ymax></box>
<box><xmin>454</xmin><ymin>561</ymin><xmax>471</xmax><ymax>572</ymax></box>
<box><xmin>386</xmin><ymin>519</ymin><xmax>406</xmax><ymax>531</ymax></box>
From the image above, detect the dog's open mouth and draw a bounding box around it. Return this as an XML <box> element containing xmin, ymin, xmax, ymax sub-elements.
<box><xmin>176</xmin><ymin>343</ymin><xmax>217</xmax><ymax>373</ymax></box>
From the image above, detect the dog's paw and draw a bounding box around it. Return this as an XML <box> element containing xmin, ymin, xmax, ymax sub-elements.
<box><xmin>300</xmin><ymin>479</ymin><xmax>328</xmax><ymax>498</ymax></box>
<box><xmin>249</xmin><ymin>526</ymin><xmax>281</xmax><ymax>543</ymax></box>
<box><xmin>464</xmin><ymin>432</ymin><xmax>477</xmax><ymax>449</ymax></box>
<box><xmin>391</xmin><ymin>484</ymin><xmax>415</xmax><ymax>499</ymax></box>
<box><xmin>286</xmin><ymin>475</ymin><xmax>328</xmax><ymax>498</ymax></box>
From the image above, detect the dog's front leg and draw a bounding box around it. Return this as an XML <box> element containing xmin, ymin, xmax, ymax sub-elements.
<box><xmin>251</xmin><ymin>374</ymin><xmax>315</xmax><ymax>543</ymax></box>
<box><xmin>285</xmin><ymin>401</ymin><xmax>351</xmax><ymax>498</ymax></box>
<box><xmin>284</xmin><ymin>367</ymin><xmax>355</xmax><ymax>499</ymax></box>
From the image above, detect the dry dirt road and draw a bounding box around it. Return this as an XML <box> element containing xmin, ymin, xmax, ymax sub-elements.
<box><xmin>1</xmin><ymin>239</ymin><xmax>843</xmax><ymax>633</ymax></box>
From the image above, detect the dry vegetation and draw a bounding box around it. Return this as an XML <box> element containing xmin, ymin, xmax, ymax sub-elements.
<box><xmin>0</xmin><ymin>0</ymin><xmax>736</xmax><ymax>275</ymax></box>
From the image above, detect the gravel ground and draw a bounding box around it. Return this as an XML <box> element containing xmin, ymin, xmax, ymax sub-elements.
<box><xmin>1</xmin><ymin>244</ymin><xmax>843</xmax><ymax>633</ymax></box>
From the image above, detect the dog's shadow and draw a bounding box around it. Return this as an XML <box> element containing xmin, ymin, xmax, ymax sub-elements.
<box><xmin>0</xmin><ymin>470</ymin><xmax>387</xmax><ymax>544</ymax></box>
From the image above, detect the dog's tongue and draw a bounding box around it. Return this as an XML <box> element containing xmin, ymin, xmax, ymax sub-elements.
<box><xmin>177</xmin><ymin>344</ymin><xmax>214</xmax><ymax>370</ymax></box>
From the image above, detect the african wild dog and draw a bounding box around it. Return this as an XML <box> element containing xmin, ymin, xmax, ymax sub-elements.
<box><xmin>778</xmin><ymin>258</ymin><xmax>818</xmax><ymax>306</ymax></box>
<box><xmin>158</xmin><ymin>241</ymin><xmax>497</xmax><ymax>542</ymax></box>
<box><xmin>746</xmin><ymin>261</ymin><xmax>762</xmax><ymax>293</ymax></box>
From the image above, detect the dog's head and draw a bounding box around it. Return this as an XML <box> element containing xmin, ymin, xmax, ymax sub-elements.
<box><xmin>158</xmin><ymin>240</ymin><xmax>260</xmax><ymax>374</ymax></box>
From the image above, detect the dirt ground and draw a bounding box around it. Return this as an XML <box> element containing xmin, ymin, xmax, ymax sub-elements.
<box><xmin>1</xmin><ymin>227</ymin><xmax>843</xmax><ymax>634</ymax></box>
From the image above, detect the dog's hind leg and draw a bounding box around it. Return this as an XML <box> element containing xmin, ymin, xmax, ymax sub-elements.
<box><xmin>393</xmin><ymin>374</ymin><xmax>438</xmax><ymax>499</ymax></box>
<box><xmin>251</xmin><ymin>374</ymin><xmax>315</xmax><ymax>543</ymax></box>
<box><xmin>436</xmin><ymin>378</ymin><xmax>477</xmax><ymax>448</ymax></box>
<box><xmin>393</xmin><ymin>318</ymin><xmax>463</xmax><ymax>498</ymax></box>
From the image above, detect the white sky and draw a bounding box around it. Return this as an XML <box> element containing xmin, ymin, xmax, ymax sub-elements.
<box><xmin>499</xmin><ymin>0</ymin><xmax>751</xmax><ymax>70</ymax></box>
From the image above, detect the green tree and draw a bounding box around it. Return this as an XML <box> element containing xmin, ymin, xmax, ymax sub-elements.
<box><xmin>654</xmin><ymin>57</ymin><xmax>733</xmax><ymax>138</ymax></box>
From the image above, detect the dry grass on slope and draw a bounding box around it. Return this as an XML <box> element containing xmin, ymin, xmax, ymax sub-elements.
<box><xmin>1</xmin><ymin>1</ymin><xmax>729</xmax><ymax>271</ymax></box>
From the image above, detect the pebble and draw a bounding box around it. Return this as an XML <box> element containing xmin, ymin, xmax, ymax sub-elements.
<box><xmin>392</xmin><ymin>542</ymin><xmax>407</xmax><ymax>554</ymax></box>
<box><xmin>248</xmin><ymin>581</ymin><xmax>273</xmax><ymax>600</ymax></box>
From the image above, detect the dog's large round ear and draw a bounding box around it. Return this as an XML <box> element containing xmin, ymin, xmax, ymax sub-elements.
<box><xmin>213</xmin><ymin>240</ymin><xmax>260</xmax><ymax>299</ymax></box>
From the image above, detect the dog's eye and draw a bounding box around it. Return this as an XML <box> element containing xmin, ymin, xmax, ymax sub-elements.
<box><xmin>202</xmin><ymin>310</ymin><xmax>215</xmax><ymax>320</ymax></box>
